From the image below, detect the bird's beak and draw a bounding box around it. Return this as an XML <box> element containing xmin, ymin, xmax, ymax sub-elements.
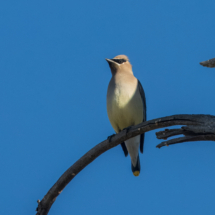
<box><xmin>105</xmin><ymin>58</ymin><xmax>119</xmax><ymax>65</ymax></box>
<box><xmin>105</xmin><ymin>58</ymin><xmax>113</xmax><ymax>63</ymax></box>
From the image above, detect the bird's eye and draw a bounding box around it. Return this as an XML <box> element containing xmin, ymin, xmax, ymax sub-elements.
<box><xmin>119</xmin><ymin>59</ymin><xmax>126</xmax><ymax>64</ymax></box>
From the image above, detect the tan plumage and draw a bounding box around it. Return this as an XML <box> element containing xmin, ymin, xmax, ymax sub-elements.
<box><xmin>106</xmin><ymin>55</ymin><xmax>146</xmax><ymax>176</ymax></box>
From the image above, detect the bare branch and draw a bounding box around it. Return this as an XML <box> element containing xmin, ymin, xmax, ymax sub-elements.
<box><xmin>156</xmin><ymin>134</ymin><xmax>215</xmax><ymax>148</ymax></box>
<box><xmin>156</xmin><ymin>128</ymin><xmax>190</xmax><ymax>139</ymax></box>
<box><xmin>36</xmin><ymin>114</ymin><xmax>215</xmax><ymax>215</ymax></box>
<box><xmin>200</xmin><ymin>57</ymin><xmax>215</xmax><ymax>68</ymax></box>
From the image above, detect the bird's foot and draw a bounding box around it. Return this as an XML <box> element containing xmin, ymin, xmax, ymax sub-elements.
<box><xmin>107</xmin><ymin>134</ymin><xmax>115</xmax><ymax>142</ymax></box>
<box><xmin>123</xmin><ymin>126</ymin><xmax>132</xmax><ymax>135</ymax></box>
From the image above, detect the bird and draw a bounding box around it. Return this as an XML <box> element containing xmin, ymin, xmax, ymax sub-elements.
<box><xmin>106</xmin><ymin>55</ymin><xmax>146</xmax><ymax>177</ymax></box>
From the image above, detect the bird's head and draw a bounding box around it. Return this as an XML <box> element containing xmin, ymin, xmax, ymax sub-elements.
<box><xmin>106</xmin><ymin>55</ymin><xmax>132</xmax><ymax>75</ymax></box>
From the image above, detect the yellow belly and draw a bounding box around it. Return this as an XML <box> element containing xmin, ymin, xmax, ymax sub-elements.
<box><xmin>107</xmin><ymin>85</ymin><xmax>143</xmax><ymax>133</ymax></box>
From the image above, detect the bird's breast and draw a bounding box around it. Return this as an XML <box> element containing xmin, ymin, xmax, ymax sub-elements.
<box><xmin>107</xmin><ymin>78</ymin><xmax>142</xmax><ymax>132</ymax></box>
<box><xmin>107</xmin><ymin>79</ymin><xmax>136</xmax><ymax>109</ymax></box>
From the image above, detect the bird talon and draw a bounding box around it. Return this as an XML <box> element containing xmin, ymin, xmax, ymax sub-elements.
<box><xmin>123</xmin><ymin>126</ymin><xmax>132</xmax><ymax>135</ymax></box>
<box><xmin>107</xmin><ymin>134</ymin><xmax>115</xmax><ymax>142</ymax></box>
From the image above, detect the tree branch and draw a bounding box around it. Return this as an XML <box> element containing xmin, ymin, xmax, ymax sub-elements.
<box><xmin>200</xmin><ymin>57</ymin><xmax>215</xmax><ymax>68</ymax></box>
<box><xmin>36</xmin><ymin>114</ymin><xmax>215</xmax><ymax>215</ymax></box>
<box><xmin>156</xmin><ymin>134</ymin><xmax>215</xmax><ymax>148</ymax></box>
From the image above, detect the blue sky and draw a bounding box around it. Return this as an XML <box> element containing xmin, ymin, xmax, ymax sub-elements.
<box><xmin>1</xmin><ymin>0</ymin><xmax>215</xmax><ymax>214</ymax></box>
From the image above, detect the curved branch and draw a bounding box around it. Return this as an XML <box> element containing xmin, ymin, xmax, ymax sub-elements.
<box><xmin>36</xmin><ymin>114</ymin><xmax>215</xmax><ymax>215</ymax></box>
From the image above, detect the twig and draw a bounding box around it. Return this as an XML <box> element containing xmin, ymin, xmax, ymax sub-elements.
<box><xmin>200</xmin><ymin>57</ymin><xmax>215</xmax><ymax>68</ymax></box>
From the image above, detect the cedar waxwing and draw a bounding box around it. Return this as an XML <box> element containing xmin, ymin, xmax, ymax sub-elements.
<box><xmin>106</xmin><ymin>55</ymin><xmax>146</xmax><ymax>176</ymax></box>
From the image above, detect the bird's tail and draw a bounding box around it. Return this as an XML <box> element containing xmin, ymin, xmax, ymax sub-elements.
<box><xmin>131</xmin><ymin>154</ymin><xmax>140</xmax><ymax>177</ymax></box>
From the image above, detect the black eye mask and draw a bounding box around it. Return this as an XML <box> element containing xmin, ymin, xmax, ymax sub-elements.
<box><xmin>111</xmin><ymin>59</ymin><xmax>127</xmax><ymax>64</ymax></box>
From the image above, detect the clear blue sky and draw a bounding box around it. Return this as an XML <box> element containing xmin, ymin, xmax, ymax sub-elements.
<box><xmin>1</xmin><ymin>0</ymin><xmax>215</xmax><ymax>214</ymax></box>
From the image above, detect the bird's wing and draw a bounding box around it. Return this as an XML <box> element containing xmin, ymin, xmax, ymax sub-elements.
<box><xmin>138</xmin><ymin>80</ymin><xmax>146</xmax><ymax>153</ymax></box>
